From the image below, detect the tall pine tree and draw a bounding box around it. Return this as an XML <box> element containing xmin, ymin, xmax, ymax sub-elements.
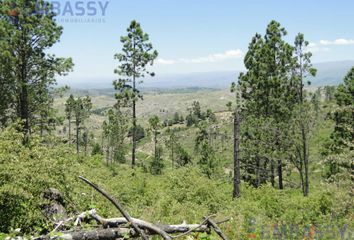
<box><xmin>113</xmin><ymin>20</ymin><xmax>158</xmax><ymax>168</ymax></box>
<box><xmin>240</xmin><ymin>20</ymin><xmax>295</xmax><ymax>189</ymax></box>
<box><xmin>0</xmin><ymin>0</ymin><xmax>73</xmax><ymax>142</ymax></box>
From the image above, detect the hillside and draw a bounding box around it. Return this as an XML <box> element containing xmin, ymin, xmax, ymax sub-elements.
<box><xmin>1</xmin><ymin>2</ymin><xmax>353</xmax><ymax>239</ymax></box>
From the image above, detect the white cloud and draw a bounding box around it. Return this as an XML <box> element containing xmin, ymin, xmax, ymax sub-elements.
<box><xmin>156</xmin><ymin>49</ymin><xmax>243</xmax><ymax>65</ymax></box>
<box><xmin>305</xmin><ymin>38</ymin><xmax>354</xmax><ymax>53</ymax></box>
<box><xmin>156</xmin><ymin>58</ymin><xmax>176</xmax><ymax>65</ymax></box>
<box><xmin>319</xmin><ymin>38</ymin><xmax>354</xmax><ymax>46</ymax></box>
<box><xmin>305</xmin><ymin>46</ymin><xmax>331</xmax><ymax>53</ymax></box>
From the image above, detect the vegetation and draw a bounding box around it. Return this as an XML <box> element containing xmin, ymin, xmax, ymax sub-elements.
<box><xmin>0</xmin><ymin>0</ymin><xmax>73</xmax><ymax>143</ymax></box>
<box><xmin>113</xmin><ymin>20</ymin><xmax>158</xmax><ymax>168</ymax></box>
<box><xmin>0</xmin><ymin>2</ymin><xmax>352</xmax><ymax>239</ymax></box>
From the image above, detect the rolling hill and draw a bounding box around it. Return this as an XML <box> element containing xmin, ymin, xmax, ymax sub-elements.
<box><xmin>58</xmin><ymin>60</ymin><xmax>354</xmax><ymax>89</ymax></box>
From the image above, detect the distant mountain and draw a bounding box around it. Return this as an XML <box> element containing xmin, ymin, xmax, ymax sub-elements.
<box><xmin>58</xmin><ymin>60</ymin><xmax>354</xmax><ymax>89</ymax></box>
<box><xmin>142</xmin><ymin>71</ymin><xmax>239</xmax><ymax>89</ymax></box>
<box><xmin>308</xmin><ymin>60</ymin><xmax>354</xmax><ymax>86</ymax></box>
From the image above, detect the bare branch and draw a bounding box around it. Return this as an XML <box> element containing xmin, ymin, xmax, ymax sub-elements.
<box><xmin>78</xmin><ymin>176</ymin><xmax>152</xmax><ymax>240</ymax></box>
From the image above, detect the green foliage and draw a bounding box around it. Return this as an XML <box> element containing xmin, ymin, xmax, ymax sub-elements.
<box><xmin>237</xmin><ymin>22</ymin><xmax>318</xmax><ymax>196</ymax></box>
<box><xmin>148</xmin><ymin>115</ymin><xmax>160</xmax><ymax>131</ymax></box>
<box><xmin>102</xmin><ymin>108</ymin><xmax>128</xmax><ymax>164</ymax></box>
<box><xmin>324</xmin><ymin>67</ymin><xmax>354</xmax><ymax>181</ymax></box>
<box><xmin>113</xmin><ymin>20</ymin><xmax>158</xmax><ymax>106</ymax></box>
<box><xmin>150</xmin><ymin>146</ymin><xmax>164</xmax><ymax>175</ymax></box>
<box><xmin>173</xmin><ymin>112</ymin><xmax>183</xmax><ymax>124</ymax></box>
<box><xmin>0</xmin><ymin>127</ymin><xmax>79</xmax><ymax>233</ymax></box>
<box><xmin>195</xmin><ymin>124</ymin><xmax>221</xmax><ymax>179</ymax></box>
<box><xmin>0</xmin><ymin>12</ymin><xmax>353</xmax><ymax>239</ymax></box>
<box><xmin>186</xmin><ymin>101</ymin><xmax>216</xmax><ymax>126</ymax></box>
<box><xmin>323</xmin><ymin>86</ymin><xmax>337</xmax><ymax>102</ymax></box>
<box><xmin>113</xmin><ymin>19</ymin><xmax>158</xmax><ymax>167</ymax></box>
<box><xmin>128</xmin><ymin>124</ymin><xmax>145</xmax><ymax>142</ymax></box>
<box><xmin>71</xmin><ymin>96</ymin><xmax>92</xmax><ymax>154</ymax></box>
<box><xmin>175</xmin><ymin>144</ymin><xmax>192</xmax><ymax>167</ymax></box>
<box><xmin>0</xmin><ymin>0</ymin><xmax>73</xmax><ymax>136</ymax></box>
<box><xmin>91</xmin><ymin>142</ymin><xmax>103</xmax><ymax>156</ymax></box>
<box><xmin>148</xmin><ymin>115</ymin><xmax>164</xmax><ymax>174</ymax></box>
<box><xmin>0</xmin><ymin>125</ymin><xmax>352</xmax><ymax>238</ymax></box>
<box><xmin>240</xmin><ymin>21</ymin><xmax>294</xmax><ymax>119</ymax></box>
<box><xmin>238</xmin><ymin>21</ymin><xmax>297</xmax><ymax>189</ymax></box>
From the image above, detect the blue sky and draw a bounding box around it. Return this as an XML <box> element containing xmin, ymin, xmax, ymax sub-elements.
<box><xmin>50</xmin><ymin>0</ymin><xmax>354</xmax><ymax>83</ymax></box>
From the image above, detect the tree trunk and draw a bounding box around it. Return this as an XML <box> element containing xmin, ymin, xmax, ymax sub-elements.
<box><xmin>274</xmin><ymin>127</ymin><xmax>284</xmax><ymax>190</ymax></box>
<box><xmin>76</xmin><ymin>123</ymin><xmax>80</xmax><ymax>154</ymax></box>
<box><xmin>233</xmin><ymin>111</ymin><xmax>241</xmax><ymax>198</ymax></box>
<box><xmin>19</xmin><ymin>78</ymin><xmax>30</xmax><ymax>143</ymax></box>
<box><xmin>278</xmin><ymin>159</ymin><xmax>283</xmax><ymax>189</ymax></box>
<box><xmin>68</xmin><ymin>116</ymin><xmax>71</xmax><ymax>145</ymax></box>
<box><xmin>106</xmin><ymin>144</ymin><xmax>110</xmax><ymax>166</ymax></box>
<box><xmin>171</xmin><ymin>137</ymin><xmax>174</xmax><ymax>168</ymax></box>
<box><xmin>298</xmin><ymin>49</ymin><xmax>309</xmax><ymax>197</ymax></box>
<box><xmin>131</xmin><ymin>76</ymin><xmax>136</xmax><ymax>168</ymax></box>
<box><xmin>18</xmin><ymin>25</ymin><xmax>30</xmax><ymax>144</ymax></box>
<box><xmin>270</xmin><ymin>160</ymin><xmax>275</xmax><ymax>187</ymax></box>
<box><xmin>40</xmin><ymin>116</ymin><xmax>44</xmax><ymax>138</ymax></box>
<box><xmin>299</xmin><ymin>165</ymin><xmax>305</xmax><ymax>194</ymax></box>
<box><xmin>302</xmin><ymin>125</ymin><xmax>309</xmax><ymax>196</ymax></box>
<box><xmin>256</xmin><ymin>156</ymin><xmax>261</xmax><ymax>187</ymax></box>
<box><xmin>84</xmin><ymin>140</ymin><xmax>87</xmax><ymax>156</ymax></box>
<box><xmin>154</xmin><ymin>131</ymin><xmax>157</xmax><ymax>160</ymax></box>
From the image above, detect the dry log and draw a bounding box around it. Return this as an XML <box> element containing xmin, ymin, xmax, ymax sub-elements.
<box><xmin>35</xmin><ymin>176</ymin><xmax>230</xmax><ymax>240</ymax></box>
<box><xmin>39</xmin><ymin>228</ymin><xmax>132</xmax><ymax>240</ymax></box>
<box><xmin>87</xmin><ymin>209</ymin><xmax>209</xmax><ymax>234</ymax></box>
<box><xmin>40</xmin><ymin>209</ymin><xmax>229</xmax><ymax>240</ymax></box>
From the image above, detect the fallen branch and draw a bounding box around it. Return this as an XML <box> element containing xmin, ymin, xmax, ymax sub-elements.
<box><xmin>170</xmin><ymin>215</ymin><xmax>213</xmax><ymax>239</ymax></box>
<box><xmin>43</xmin><ymin>209</ymin><xmax>230</xmax><ymax>240</ymax></box>
<box><xmin>35</xmin><ymin>177</ymin><xmax>230</xmax><ymax>240</ymax></box>
<box><xmin>87</xmin><ymin>209</ymin><xmax>211</xmax><ymax>234</ymax></box>
<box><xmin>79</xmin><ymin>176</ymin><xmax>171</xmax><ymax>240</ymax></box>
<box><xmin>43</xmin><ymin>228</ymin><xmax>133</xmax><ymax>240</ymax></box>
<box><xmin>204</xmin><ymin>217</ymin><xmax>229</xmax><ymax>240</ymax></box>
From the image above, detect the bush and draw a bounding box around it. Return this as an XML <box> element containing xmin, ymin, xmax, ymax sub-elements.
<box><xmin>0</xmin><ymin>127</ymin><xmax>79</xmax><ymax>233</ymax></box>
<box><xmin>91</xmin><ymin>142</ymin><xmax>103</xmax><ymax>155</ymax></box>
<box><xmin>0</xmin><ymin>127</ymin><xmax>352</xmax><ymax>239</ymax></box>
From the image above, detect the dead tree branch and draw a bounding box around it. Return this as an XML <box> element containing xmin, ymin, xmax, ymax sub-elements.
<box><xmin>34</xmin><ymin>177</ymin><xmax>230</xmax><ymax>240</ymax></box>
<box><xmin>79</xmin><ymin>176</ymin><xmax>170</xmax><ymax>240</ymax></box>
<box><xmin>204</xmin><ymin>216</ymin><xmax>229</xmax><ymax>240</ymax></box>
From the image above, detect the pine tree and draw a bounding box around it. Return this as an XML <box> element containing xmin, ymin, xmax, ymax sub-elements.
<box><xmin>291</xmin><ymin>33</ymin><xmax>317</xmax><ymax>196</ymax></box>
<box><xmin>149</xmin><ymin>115</ymin><xmax>164</xmax><ymax>174</ymax></box>
<box><xmin>323</xmin><ymin>86</ymin><xmax>337</xmax><ymax>102</ymax></box>
<box><xmin>173</xmin><ymin>112</ymin><xmax>180</xmax><ymax>124</ymax></box>
<box><xmin>239</xmin><ymin>20</ymin><xmax>295</xmax><ymax>189</ymax></box>
<box><xmin>324</xmin><ymin>67</ymin><xmax>353</xmax><ymax>177</ymax></box>
<box><xmin>102</xmin><ymin>108</ymin><xmax>129</xmax><ymax>164</ymax></box>
<box><xmin>230</xmin><ymin>82</ymin><xmax>245</xmax><ymax>198</ymax></box>
<box><xmin>65</xmin><ymin>95</ymin><xmax>75</xmax><ymax>145</ymax></box>
<box><xmin>113</xmin><ymin>20</ymin><xmax>158</xmax><ymax>168</ymax></box>
<box><xmin>166</xmin><ymin>127</ymin><xmax>177</xmax><ymax>168</ymax></box>
<box><xmin>149</xmin><ymin>115</ymin><xmax>160</xmax><ymax>162</ymax></box>
<box><xmin>72</xmin><ymin>96</ymin><xmax>92</xmax><ymax>154</ymax></box>
<box><xmin>195</xmin><ymin>123</ymin><xmax>219</xmax><ymax>179</ymax></box>
<box><xmin>0</xmin><ymin>0</ymin><xmax>73</xmax><ymax>142</ymax></box>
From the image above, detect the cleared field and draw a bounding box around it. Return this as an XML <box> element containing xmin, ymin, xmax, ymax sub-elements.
<box><xmin>54</xmin><ymin>88</ymin><xmax>234</xmax><ymax>136</ymax></box>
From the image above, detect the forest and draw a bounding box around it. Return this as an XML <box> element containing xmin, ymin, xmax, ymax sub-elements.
<box><xmin>0</xmin><ymin>1</ymin><xmax>353</xmax><ymax>239</ymax></box>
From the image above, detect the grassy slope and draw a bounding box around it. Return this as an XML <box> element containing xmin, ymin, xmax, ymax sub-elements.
<box><xmin>47</xmin><ymin>88</ymin><xmax>353</xmax><ymax>239</ymax></box>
